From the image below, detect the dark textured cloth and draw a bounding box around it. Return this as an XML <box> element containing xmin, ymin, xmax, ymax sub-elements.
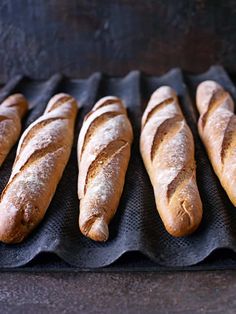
<box><xmin>0</xmin><ymin>65</ymin><xmax>235</xmax><ymax>270</ymax></box>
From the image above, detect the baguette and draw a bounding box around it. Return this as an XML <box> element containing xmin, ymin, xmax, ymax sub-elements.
<box><xmin>0</xmin><ymin>93</ymin><xmax>78</xmax><ymax>243</ymax></box>
<box><xmin>196</xmin><ymin>80</ymin><xmax>236</xmax><ymax>206</ymax></box>
<box><xmin>140</xmin><ymin>86</ymin><xmax>202</xmax><ymax>237</ymax></box>
<box><xmin>0</xmin><ymin>94</ymin><xmax>28</xmax><ymax>166</ymax></box>
<box><xmin>78</xmin><ymin>96</ymin><xmax>133</xmax><ymax>241</ymax></box>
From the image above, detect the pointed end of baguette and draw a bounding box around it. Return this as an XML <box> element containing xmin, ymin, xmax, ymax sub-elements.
<box><xmin>165</xmin><ymin>199</ymin><xmax>203</xmax><ymax>237</ymax></box>
<box><xmin>82</xmin><ymin>217</ymin><xmax>109</xmax><ymax>242</ymax></box>
<box><xmin>87</xmin><ymin>218</ymin><xmax>109</xmax><ymax>242</ymax></box>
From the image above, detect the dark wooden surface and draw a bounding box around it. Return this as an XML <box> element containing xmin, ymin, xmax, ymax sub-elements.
<box><xmin>1</xmin><ymin>0</ymin><xmax>236</xmax><ymax>82</ymax></box>
<box><xmin>1</xmin><ymin>1</ymin><xmax>236</xmax><ymax>313</ymax></box>
<box><xmin>0</xmin><ymin>271</ymin><xmax>235</xmax><ymax>313</ymax></box>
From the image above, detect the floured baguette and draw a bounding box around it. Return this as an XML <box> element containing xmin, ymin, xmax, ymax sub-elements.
<box><xmin>78</xmin><ymin>96</ymin><xmax>133</xmax><ymax>241</ymax></box>
<box><xmin>196</xmin><ymin>81</ymin><xmax>236</xmax><ymax>206</ymax></box>
<box><xmin>0</xmin><ymin>94</ymin><xmax>28</xmax><ymax>166</ymax></box>
<box><xmin>0</xmin><ymin>93</ymin><xmax>78</xmax><ymax>243</ymax></box>
<box><xmin>140</xmin><ymin>86</ymin><xmax>202</xmax><ymax>237</ymax></box>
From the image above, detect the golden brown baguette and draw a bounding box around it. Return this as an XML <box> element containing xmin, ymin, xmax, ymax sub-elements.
<box><xmin>0</xmin><ymin>94</ymin><xmax>28</xmax><ymax>166</ymax></box>
<box><xmin>78</xmin><ymin>96</ymin><xmax>133</xmax><ymax>241</ymax></box>
<box><xmin>196</xmin><ymin>80</ymin><xmax>236</xmax><ymax>206</ymax></box>
<box><xmin>0</xmin><ymin>93</ymin><xmax>78</xmax><ymax>243</ymax></box>
<box><xmin>140</xmin><ymin>86</ymin><xmax>202</xmax><ymax>237</ymax></box>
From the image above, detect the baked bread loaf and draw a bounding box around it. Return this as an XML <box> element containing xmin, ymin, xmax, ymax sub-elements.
<box><xmin>196</xmin><ymin>80</ymin><xmax>236</xmax><ymax>206</ymax></box>
<box><xmin>0</xmin><ymin>93</ymin><xmax>78</xmax><ymax>243</ymax></box>
<box><xmin>78</xmin><ymin>96</ymin><xmax>133</xmax><ymax>241</ymax></box>
<box><xmin>0</xmin><ymin>94</ymin><xmax>28</xmax><ymax>166</ymax></box>
<box><xmin>140</xmin><ymin>86</ymin><xmax>202</xmax><ymax>237</ymax></box>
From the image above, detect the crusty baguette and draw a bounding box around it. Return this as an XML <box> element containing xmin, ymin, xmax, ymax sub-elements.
<box><xmin>0</xmin><ymin>94</ymin><xmax>28</xmax><ymax>166</ymax></box>
<box><xmin>196</xmin><ymin>80</ymin><xmax>236</xmax><ymax>206</ymax></box>
<box><xmin>0</xmin><ymin>93</ymin><xmax>78</xmax><ymax>243</ymax></box>
<box><xmin>140</xmin><ymin>86</ymin><xmax>202</xmax><ymax>237</ymax></box>
<box><xmin>78</xmin><ymin>96</ymin><xmax>133</xmax><ymax>241</ymax></box>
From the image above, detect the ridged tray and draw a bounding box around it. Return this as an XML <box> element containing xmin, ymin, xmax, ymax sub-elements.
<box><xmin>0</xmin><ymin>65</ymin><xmax>236</xmax><ymax>271</ymax></box>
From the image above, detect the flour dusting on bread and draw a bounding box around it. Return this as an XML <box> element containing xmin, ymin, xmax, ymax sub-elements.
<box><xmin>78</xmin><ymin>96</ymin><xmax>133</xmax><ymax>242</ymax></box>
<box><xmin>140</xmin><ymin>86</ymin><xmax>203</xmax><ymax>237</ymax></box>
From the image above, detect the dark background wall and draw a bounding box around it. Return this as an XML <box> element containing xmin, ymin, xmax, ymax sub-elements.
<box><xmin>0</xmin><ymin>0</ymin><xmax>236</xmax><ymax>82</ymax></box>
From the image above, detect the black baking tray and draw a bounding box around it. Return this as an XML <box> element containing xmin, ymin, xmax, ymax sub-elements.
<box><xmin>0</xmin><ymin>65</ymin><xmax>236</xmax><ymax>271</ymax></box>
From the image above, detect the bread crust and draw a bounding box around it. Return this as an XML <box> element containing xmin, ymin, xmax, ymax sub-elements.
<box><xmin>196</xmin><ymin>80</ymin><xmax>236</xmax><ymax>206</ymax></box>
<box><xmin>78</xmin><ymin>96</ymin><xmax>133</xmax><ymax>241</ymax></box>
<box><xmin>140</xmin><ymin>86</ymin><xmax>203</xmax><ymax>237</ymax></box>
<box><xmin>0</xmin><ymin>93</ymin><xmax>78</xmax><ymax>243</ymax></box>
<box><xmin>0</xmin><ymin>94</ymin><xmax>28</xmax><ymax>166</ymax></box>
